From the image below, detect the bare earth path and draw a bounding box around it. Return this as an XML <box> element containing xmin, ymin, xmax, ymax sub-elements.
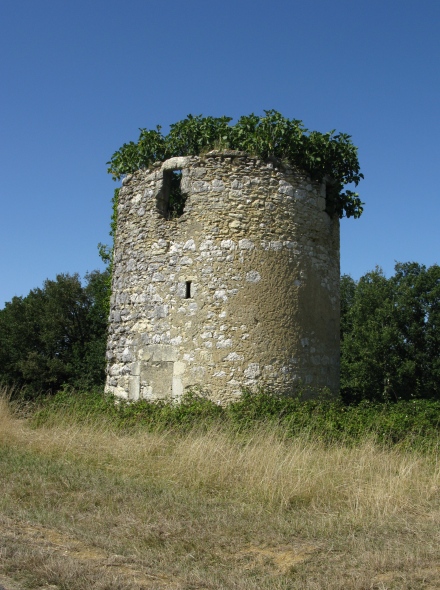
<box><xmin>0</xmin><ymin>516</ymin><xmax>324</xmax><ymax>589</ymax></box>
<box><xmin>0</xmin><ymin>516</ymin><xmax>181</xmax><ymax>589</ymax></box>
<box><xmin>2</xmin><ymin>514</ymin><xmax>440</xmax><ymax>589</ymax></box>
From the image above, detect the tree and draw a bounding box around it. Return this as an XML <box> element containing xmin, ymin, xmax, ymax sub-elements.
<box><xmin>0</xmin><ymin>271</ymin><xmax>109</xmax><ymax>397</ymax></box>
<box><xmin>340</xmin><ymin>263</ymin><xmax>440</xmax><ymax>402</ymax></box>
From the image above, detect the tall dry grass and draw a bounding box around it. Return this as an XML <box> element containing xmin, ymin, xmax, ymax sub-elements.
<box><xmin>0</xmin><ymin>386</ymin><xmax>439</xmax><ymax>589</ymax></box>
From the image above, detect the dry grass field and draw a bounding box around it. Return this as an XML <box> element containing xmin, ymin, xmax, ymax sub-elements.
<box><xmin>0</xmin><ymin>392</ymin><xmax>439</xmax><ymax>589</ymax></box>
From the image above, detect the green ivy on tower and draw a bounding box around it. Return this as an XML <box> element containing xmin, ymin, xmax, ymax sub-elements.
<box><xmin>107</xmin><ymin>110</ymin><xmax>364</xmax><ymax>219</ymax></box>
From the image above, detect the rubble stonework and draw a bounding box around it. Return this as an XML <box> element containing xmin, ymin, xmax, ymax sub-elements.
<box><xmin>105</xmin><ymin>151</ymin><xmax>340</xmax><ymax>402</ymax></box>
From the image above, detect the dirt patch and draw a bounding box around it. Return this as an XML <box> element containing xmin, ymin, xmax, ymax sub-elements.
<box><xmin>237</xmin><ymin>543</ymin><xmax>319</xmax><ymax>574</ymax></box>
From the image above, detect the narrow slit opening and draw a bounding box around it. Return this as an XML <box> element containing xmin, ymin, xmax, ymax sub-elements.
<box><xmin>185</xmin><ymin>281</ymin><xmax>192</xmax><ymax>299</ymax></box>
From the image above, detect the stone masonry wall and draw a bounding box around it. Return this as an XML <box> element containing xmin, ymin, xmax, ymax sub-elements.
<box><xmin>105</xmin><ymin>151</ymin><xmax>340</xmax><ymax>403</ymax></box>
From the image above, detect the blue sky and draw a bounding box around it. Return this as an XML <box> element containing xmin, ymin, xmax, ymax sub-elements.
<box><xmin>1</xmin><ymin>0</ymin><xmax>439</xmax><ymax>307</ymax></box>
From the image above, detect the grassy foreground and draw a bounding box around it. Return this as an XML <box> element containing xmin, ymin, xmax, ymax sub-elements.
<box><xmin>0</xmin><ymin>388</ymin><xmax>439</xmax><ymax>589</ymax></box>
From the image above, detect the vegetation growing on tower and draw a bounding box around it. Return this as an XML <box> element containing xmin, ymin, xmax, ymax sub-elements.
<box><xmin>107</xmin><ymin>111</ymin><xmax>364</xmax><ymax>219</ymax></box>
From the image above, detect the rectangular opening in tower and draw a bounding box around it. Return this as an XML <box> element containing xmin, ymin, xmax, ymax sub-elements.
<box><xmin>161</xmin><ymin>169</ymin><xmax>187</xmax><ymax>219</ymax></box>
<box><xmin>185</xmin><ymin>281</ymin><xmax>192</xmax><ymax>299</ymax></box>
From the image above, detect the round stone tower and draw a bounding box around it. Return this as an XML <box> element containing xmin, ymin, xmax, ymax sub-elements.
<box><xmin>105</xmin><ymin>151</ymin><xmax>340</xmax><ymax>402</ymax></box>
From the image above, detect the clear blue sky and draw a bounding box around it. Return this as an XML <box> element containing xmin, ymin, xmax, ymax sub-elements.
<box><xmin>1</xmin><ymin>0</ymin><xmax>439</xmax><ymax>308</ymax></box>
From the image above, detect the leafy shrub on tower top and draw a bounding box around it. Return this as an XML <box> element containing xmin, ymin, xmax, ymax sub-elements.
<box><xmin>107</xmin><ymin>111</ymin><xmax>364</xmax><ymax>219</ymax></box>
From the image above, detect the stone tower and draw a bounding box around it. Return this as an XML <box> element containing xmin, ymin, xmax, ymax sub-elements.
<box><xmin>105</xmin><ymin>150</ymin><xmax>340</xmax><ymax>402</ymax></box>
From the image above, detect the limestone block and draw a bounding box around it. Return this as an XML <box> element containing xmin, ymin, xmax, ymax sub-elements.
<box><xmin>149</xmin><ymin>345</ymin><xmax>178</xmax><ymax>362</ymax></box>
<box><xmin>245</xmin><ymin>270</ymin><xmax>261</xmax><ymax>283</ymax></box>
<box><xmin>162</xmin><ymin>156</ymin><xmax>190</xmax><ymax>170</ymax></box>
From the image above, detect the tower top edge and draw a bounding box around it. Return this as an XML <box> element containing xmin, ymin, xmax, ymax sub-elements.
<box><xmin>120</xmin><ymin>152</ymin><xmax>310</xmax><ymax>187</ymax></box>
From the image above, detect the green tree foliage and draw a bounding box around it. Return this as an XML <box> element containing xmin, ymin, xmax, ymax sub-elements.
<box><xmin>340</xmin><ymin>263</ymin><xmax>440</xmax><ymax>403</ymax></box>
<box><xmin>107</xmin><ymin>111</ymin><xmax>364</xmax><ymax>219</ymax></box>
<box><xmin>0</xmin><ymin>271</ymin><xmax>109</xmax><ymax>397</ymax></box>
